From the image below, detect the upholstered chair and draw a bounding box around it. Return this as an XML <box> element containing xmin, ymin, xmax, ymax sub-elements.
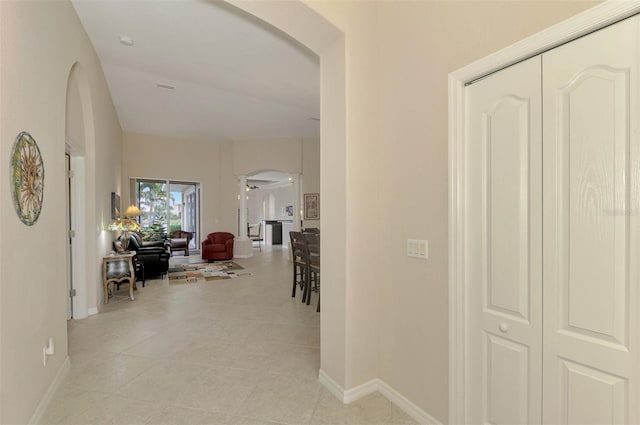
<box><xmin>201</xmin><ymin>232</ymin><xmax>235</xmax><ymax>261</ymax></box>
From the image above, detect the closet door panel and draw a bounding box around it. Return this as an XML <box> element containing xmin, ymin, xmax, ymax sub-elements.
<box><xmin>543</xmin><ymin>14</ymin><xmax>640</xmax><ymax>424</ymax></box>
<box><xmin>560</xmin><ymin>359</ymin><xmax>626</xmax><ymax>425</ymax></box>
<box><xmin>563</xmin><ymin>67</ymin><xmax>628</xmax><ymax>344</ymax></box>
<box><xmin>486</xmin><ymin>335</ymin><xmax>529</xmax><ymax>425</ymax></box>
<box><xmin>486</xmin><ymin>97</ymin><xmax>531</xmax><ymax>320</ymax></box>
<box><xmin>465</xmin><ymin>56</ymin><xmax>542</xmax><ymax>425</ymax></box>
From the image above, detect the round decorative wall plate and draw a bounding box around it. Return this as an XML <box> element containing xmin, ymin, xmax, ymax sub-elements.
<box><xmin>10</xmin><ymin>132</ymin><xmax>44</xmax><ymax>226</ymax></box>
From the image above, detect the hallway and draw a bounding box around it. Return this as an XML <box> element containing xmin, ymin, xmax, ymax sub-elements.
<box><xmin>42</xmin><ymin>246</ymin><xmax>416</xmax><ymax>425</ymax></box>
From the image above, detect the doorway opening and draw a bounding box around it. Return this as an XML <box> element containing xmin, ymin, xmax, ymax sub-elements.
<box><xmin>246</xmin><ymin>170</ymin><xmax>296</xmax><ymax>250</ymax></box>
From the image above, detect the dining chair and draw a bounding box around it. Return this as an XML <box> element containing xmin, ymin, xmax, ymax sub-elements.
<box><xmin>289</xmin><ymin>231</ymin><xmax>307</xmax><ymax>299</ymax></box>
<box><xmin>248</xmin><ymin>222</ymin><xmax>263</xmax><ymax>251</ymax></box>
<box><xmin>302</xmin><ymin>232</ymin><xmax>320</xmax><ymax>312</ymax></box>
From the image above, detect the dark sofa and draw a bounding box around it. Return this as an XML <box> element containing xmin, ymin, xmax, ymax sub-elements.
<box><xmin>121</xmin><ymin>232</ymin><xmax>170</xmax><ymax>279</ymax></box>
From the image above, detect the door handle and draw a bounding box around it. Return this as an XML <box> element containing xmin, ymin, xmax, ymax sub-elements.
<box><xmin>499</xmin><ymin>323</ymin><xmax>508</xmax><ymax>333</ymax></box>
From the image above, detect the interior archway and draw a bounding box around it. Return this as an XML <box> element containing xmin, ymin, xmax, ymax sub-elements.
<box><xmin>226</xmin><ymin>1</ymin><xmax>349</xmax><ymax>393</ymax></box>
<box><xmin>65</xmin><ymin>62</ymin><xmax>96</xmax><ymax>319</ymax></box>
<box><xmin>246</xmin><ymin>171</ymin><xmax>291</xmax><ymax>221</ymax></box>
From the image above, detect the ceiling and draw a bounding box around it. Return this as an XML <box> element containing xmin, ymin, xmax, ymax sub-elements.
<box><xmin>71</xmin><ymin>0</ymin><xmax>320</xmax><ymax>142</ymax></box>
<box><xmin>247</xmin><ymin>170</ymin><xmax>292</xmax><ymax>188</ymax></box>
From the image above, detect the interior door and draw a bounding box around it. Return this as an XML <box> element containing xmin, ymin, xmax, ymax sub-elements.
<box><xmin>465</xmin><ymin>56</ymin><xmax>542</xmax><ymax>424</ymax></box>
<box><xmin>542</xmin><ymin>15</ymin><xmax>640</xmax><ymax>424</ymax></box>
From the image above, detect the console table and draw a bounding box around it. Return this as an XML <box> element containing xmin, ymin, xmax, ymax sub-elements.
<box><xmin>102</xmin><ymin>251</ymin><xmax>136</xmax><ymax>303</ymax></box>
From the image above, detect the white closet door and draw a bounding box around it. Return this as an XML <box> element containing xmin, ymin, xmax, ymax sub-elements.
<box><xmin>542</xmin><ymin>15</ymin><xmax>640</xmax><ymax>424</ymax></box>
<box><xmin>465</xmin><ymin>56</ymin><xmax>542</xmax><ymax>424</ymax></box>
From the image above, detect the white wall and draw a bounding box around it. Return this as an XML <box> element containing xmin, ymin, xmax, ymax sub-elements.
<box><xmin>233</xmin><ymin>137</ymin><xmax>302</xmax><ymax>176</ymax></box>
<box><xmin>0</xmin><ymin>1</ymin><xmax>122</xmax><ymax>423</ymax></box>
<box><xmin>302</xmin><ymin>137</ymin><xmax>320</xmax><ymax>228</ymax></box>
<box><xmin>374</xmin><ymin>2</ymin><xmax>598</xmax><ymax>420</ymax></box>
<box><xmin>302</xmin><ymin>0</ymin><xmax>382</xmax><ymax>398</ymax></box>
<box><xmin>123</xmin><ymin>134</ymin><xmax>319</xmax><ymax>238</ymax></box>
<box><xmin>243</xmin><ymin>137</ymin><xmax>319</xmax><ymax>228</ymax></box>
<box><xmin>122</xmin><ymin>132</ymin><xmax>236</xmax><ymax>237</ymax></box>
<box><xmin>0</xmin><ymin>1</ymin><xmax>602</xmax><ymax>423</ymax></box>
<box><xmin>247</xmin><ymin>186</ymin><xmax>293</xmax><ymax>223</ymax></box>
<box><xmin>235</xmin><ymin>1</ymin><xmax>600</xmax><ymax>423</ymax></box>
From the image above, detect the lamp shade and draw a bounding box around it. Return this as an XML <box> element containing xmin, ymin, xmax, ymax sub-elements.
<box><xmin>124</xmin><ymin>205</ymin><xmax>141</xmax><ymax>217</ymax></box>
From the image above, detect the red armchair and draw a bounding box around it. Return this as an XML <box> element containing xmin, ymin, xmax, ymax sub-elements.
<box><xmin>201</xmin><ymin>232</ymin><xmax>235</xmax><ymax>261</ymax></box>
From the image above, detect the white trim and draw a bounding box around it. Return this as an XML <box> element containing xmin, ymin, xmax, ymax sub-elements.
<box><xmin>87</xmin><ymin>307</ymin><xmax>98</xmax><ymax>316</ymax></box>
<box><xmin>70</xmin><ymin>156</ymin><xmax>88</xmax><ymax>320</ymax></box>
<box><xmin>377</xmin><ymin>380</ymin><xmax>443</xmax><ymax>425</ymax></box>
<box><xmin>448</xmin><ymin>73</ymin><xmax>467</xmax><ymax>425</ymax></box>
<box><xmin>233</xmin><ymin>254</ymin><xmax>252</xmax><ymax>258</ymax></box>
<box><xmin>343</xmin><ymin>378</ymin><xmax>379</xmax><ymax>404</ymax></box>
<box><xmin>29</xmin><ymin>356</ymin><xmax>70</xmax><ymax>425</ymax></box>
<box><xmin>318</xmin><ymin>368</ymin><xmax>344</xmax><ymax>401</ymax></box>
<box><xmin>319</xmin><ymin>370</ymin><xmax>441</xmax><ymax>424</ymax></box>
<box><xmin>448</xmin><ymin>1</ymin><xmax>640</xmax><ymax>423</ymax></box>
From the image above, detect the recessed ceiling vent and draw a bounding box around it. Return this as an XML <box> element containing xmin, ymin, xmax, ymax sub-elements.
<box><xmin>157</xmin><ymin>83</ymin><xmax>175</xmax><ymax>90</ymax></box>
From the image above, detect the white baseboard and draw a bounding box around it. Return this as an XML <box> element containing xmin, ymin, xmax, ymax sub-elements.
<box><xmin>233</xmin><ymin>254</ymin><xmax>252</xmax><ymax>258</ymax></box>
<box><xmin>318</xmin><ymin>368</ymin><xmax>345</xmax><ymax>401</ymax></box>
<box><xmin>318</xmin><ymin>369</ymin><xmax>441</xmax><ymax>425</ymax></box>
<box><xmin>343</xmin><ymin>378</ymin><xmax>380</xmax><ymax>404</ymax></box>
<box><xmin>29</xmin><ymin>356</ymin><xmax>70</xmax><ymax>425</ymax></box>
<box><xmin>377</xmin><ymin>380</ymin><xmax>442</xmax><ymax>425</ymax></box>
<box><xmin>87</xmin><ymin>307</ymin><xmax>98</xmax><ymax>316</ymax></box>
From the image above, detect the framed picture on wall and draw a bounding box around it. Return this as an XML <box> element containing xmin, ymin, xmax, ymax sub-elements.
<box><xmin>111</xmin><ymin>192</ymin><xmax>120</xmax><ymax>219</ymax></box>
<box><xmin>304</xmin><ymin>193</ymin><xmax>319</xmax><ymax>220</ymax></box>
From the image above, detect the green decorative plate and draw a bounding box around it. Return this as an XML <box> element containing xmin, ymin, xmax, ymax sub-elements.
<box><xmin>11</xmin><ymin>132</ymin><xmax>44</xmax><ymax>226</ymax></box>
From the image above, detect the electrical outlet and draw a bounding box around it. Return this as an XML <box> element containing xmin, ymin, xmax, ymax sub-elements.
<box><xmin>407</xmin><ymin>239</ymin><xmax>428</xmax><ymax>259</ymax></box>
<box><xmin>42</xmin><ymin>337</ymin><xmax>55</xmax><ymax>366</ymax></box>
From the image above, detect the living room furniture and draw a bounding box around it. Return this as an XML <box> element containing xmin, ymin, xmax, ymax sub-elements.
<box><xmin>120</xmin><ymin>232</ymin><xmax>170</xmax><ymax>278</ymax></box>
<box><xmin>115</xmin><ymin>256</ymin><xmax>144</xmax><ymax>291</ymax></box>
<box><xmin>170</xmin><ymin>230</ymin><xmax>193</xmax><ymax>256</ymax></box>
<box><xmin>248</xmin><ymin>223</ymin><xmax>263</xmax><ymax>251</ymax></box>
<box><xmin>102</xmin><ymin>252</ymin><xmax>136</xmax><ymax>303</ymax></box>
<box><xmin>303</xmin><ymin>232</ymin><xmax>320</xmax><ymax>311</ymax></box>
<box><xmin>201</xmin><ymin>232</ymin><xmax>234</xmax><ymax>260</ymax></box>
<box><xmin>289</xmin><ymin>231</ymin><xmax>307</xmax><ymax>299</ymax></box>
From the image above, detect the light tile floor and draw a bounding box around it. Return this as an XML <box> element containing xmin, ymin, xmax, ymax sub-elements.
<box><xmin>42</xmin><ymin>246</ymin><xmax>418</xmax><ymax>425</ymax></box>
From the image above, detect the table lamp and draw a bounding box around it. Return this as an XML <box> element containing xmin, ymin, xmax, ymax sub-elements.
<box><xmin>109</xmin><ymin>205</ymin><xmax>142</xmax><ymax>251</ymax></box>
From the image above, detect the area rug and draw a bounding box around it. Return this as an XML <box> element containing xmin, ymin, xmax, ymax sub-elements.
<box><xmin>168</xmin><ymin>261</ymin><xmax>251</xmax><ymax>284</ymax></box>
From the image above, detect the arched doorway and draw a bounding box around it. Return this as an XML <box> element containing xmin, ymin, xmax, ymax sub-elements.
<box><xmin>65</xmin><ymin>62</ymin><xmax>95</xmax><ymax>319</ymax></box>
<box><xmin>226</xmin><ymin>0</ymin><xmax>349</xmax><ymax>395</ymax></box>
<box><xmin>245</xmin><ymin>170</ymin><xmax>297</xmax><ymax>250</ymax></box>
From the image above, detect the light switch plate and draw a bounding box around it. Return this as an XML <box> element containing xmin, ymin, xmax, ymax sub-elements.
<box><xmin>407</xmin><ymin>239</ymin><xmax>428</xmax><ymax>259</ymax></box>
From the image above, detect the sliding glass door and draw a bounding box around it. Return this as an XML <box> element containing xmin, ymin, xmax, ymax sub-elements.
<box><xmin>132</xmin><ymin>179</ymin><xmax>201</xmax><ymax>252</ymax></box>
<box><xmin>136</xmin><ymin>180</ymin><xmax>168</xmax><ymax>239</ymax></box>
<box><xmin>168</xmin><ymin>182</ymin><xmax>200</xmax><ymax>250</ymax></box>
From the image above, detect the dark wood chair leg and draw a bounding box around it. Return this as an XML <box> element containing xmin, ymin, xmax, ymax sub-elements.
<box><xmin>302</xmin><ymin>266</ymin><xmax>310</xmax><ymax>304</ymax></box>
<box><xmin>307</xmin><ymin>270</ymin><xmax>317</xmax><ymax>306</ymax></box>
<box><xmin>292</xmin><ymin>263</ymin><xmax>298</xmax><ymax>297</ymax></box>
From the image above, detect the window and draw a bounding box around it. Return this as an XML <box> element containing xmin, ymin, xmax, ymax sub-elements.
<box><xmin>131</xmin><ymin>179</ymin><xmax>201</xmax><ymax>250</ymax></box>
